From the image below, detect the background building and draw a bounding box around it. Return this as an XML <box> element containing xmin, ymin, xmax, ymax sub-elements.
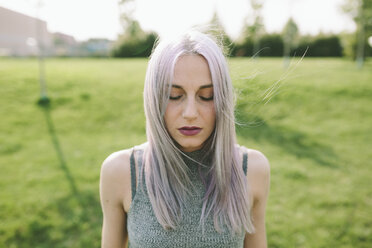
<box><xmin>0</xmin><ymin>6</ymin><xmax>113</xmax><ymax>57</ymax></box>
<box><xmin>52</xmin><ymin>32</ymin><xmax>78</xmax><ymax>56</ymax></box>
<box><xmin>0</xmin><ymin>6</ymin><xmax>52</xmax><ymax>56</ymax></box>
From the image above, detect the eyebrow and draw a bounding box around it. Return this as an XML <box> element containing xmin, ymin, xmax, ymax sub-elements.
<box><xmin>171</xmin><ymin>84</ymin><xmax>213</xmax><ymax>89</ymax></box>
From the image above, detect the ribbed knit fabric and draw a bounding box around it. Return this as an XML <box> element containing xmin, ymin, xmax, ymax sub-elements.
<box><xmin>127</xmin><ymin>147</ymin><xmax>248</xmax><ymax>248</ymax></box>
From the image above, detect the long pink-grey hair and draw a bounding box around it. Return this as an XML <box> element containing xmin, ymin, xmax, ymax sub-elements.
<box><xmin>142</xmin><ymin>30</ymin><xmax>254</xmax><ymax>235</ymax></box>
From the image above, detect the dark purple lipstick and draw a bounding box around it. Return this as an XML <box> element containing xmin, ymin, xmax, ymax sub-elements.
<box><xmin>178</xmin><ymin>126</ymin><xmax>202</xmax><ymax>136</ymax></box>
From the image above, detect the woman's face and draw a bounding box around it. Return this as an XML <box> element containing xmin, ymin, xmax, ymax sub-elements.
<box><xmin>164</xmin><ymin>54</ymin><xmax>216</xmax><ymax>152</ymax></box>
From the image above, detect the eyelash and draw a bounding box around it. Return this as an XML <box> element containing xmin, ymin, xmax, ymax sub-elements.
<box><xmin>169</xmin><ymin>95</ymin><xmax>213</xmax><ymax>101</ymax></box>
<box><xmin>200</xmin><ymin>96</ymin><xmax>213</xmax><ymax>101</ymax></box>
<box><xmin>169</xmin><ymin>96</ymin><xmax>182</xmax><ymax>100</ymax></box>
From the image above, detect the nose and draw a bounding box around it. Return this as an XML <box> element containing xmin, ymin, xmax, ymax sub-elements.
<box><xmin>182</xmin><ymin>97</ymin><xmax>198</xmax><ymax>120</ymax></box>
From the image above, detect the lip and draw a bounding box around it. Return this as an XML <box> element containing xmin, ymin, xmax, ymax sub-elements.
<box><xmin>178</xmin><ymin>126</ymin><xmax>202</xmax><ymax>136</ymax></box>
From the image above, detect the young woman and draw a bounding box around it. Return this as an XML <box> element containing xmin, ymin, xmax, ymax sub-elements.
<box><xmin>100</xmin><ymin>31</ymin><xmax>270</xmax><ymax>248</ymax></box>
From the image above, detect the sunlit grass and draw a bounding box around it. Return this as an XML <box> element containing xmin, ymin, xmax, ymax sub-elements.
<box><xmin>0</xmin><ymin>57</ymin><xmax>371</xmax><ymax>247</ymax></box>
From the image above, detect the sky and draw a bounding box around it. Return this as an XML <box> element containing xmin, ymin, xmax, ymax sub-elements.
<box><xmin>0</xmin><ymin>0</ymin><xmax>356</xmax><ymax>41</ymax></box>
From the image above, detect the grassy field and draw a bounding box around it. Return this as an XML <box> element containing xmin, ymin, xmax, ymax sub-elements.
<box><xmin>0</xmin><ymin>57</ymin><xmax>371</xmax><ymax>247</ymax></box>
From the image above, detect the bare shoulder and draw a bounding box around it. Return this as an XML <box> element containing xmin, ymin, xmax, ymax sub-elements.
<box><xmin>238</xmin><ymin>146</ymin><xmax>270</xmax><ymax>202</ymax></box>
<box><xmin>248</xmin><ymin>148</ymin><xmax>270</xmax><ymax>177</ymax></box>
<box><xmin>238</xmin><ymin>145</ymin><xmax>270</xmax><ymax>177</ymax></box>
<box><xmin>101</xmin><ymin>149</ymin><xmax>132</xmax><ymax>182</ymax></box>
<box><xmin>100</xmin><ymin>148</ymin><xmax>133</xmax><ymax>208</ymax></box>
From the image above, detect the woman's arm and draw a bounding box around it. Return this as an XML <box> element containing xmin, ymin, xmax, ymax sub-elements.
<box><xmin>100</xmin><ymin>151</ymin><xmax>131</xmax><ymax>248</ymax></box>
<box><xmin>243</xmin><ymin>149</ymin><xmax>271</xmax><ymax>248</ymax></box>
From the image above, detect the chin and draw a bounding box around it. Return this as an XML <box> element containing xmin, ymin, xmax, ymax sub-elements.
<box><xmin>178</xmin><ymin>142</ymin><xmax>203</xmax><ymax>152</ymax></box>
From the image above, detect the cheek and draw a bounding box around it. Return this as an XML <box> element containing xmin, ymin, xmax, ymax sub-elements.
<box><xmin>164</xmin><ymin>104</ymin><xmax>177</xmax><ymax>128</ymax></box>
<box><xmin>164</xmin><ymin>106</ymin><xmax>171</xmax><ymax>128</ymax></box>
<box><xmin>203</xmin><ymin>104</ymin><xmax>216</xmax><ymax>126</ymax></box>
<box><xmin>210</xmin><ymin>109</ymin><xmax>216</xmax><ymax>126</ymax></box>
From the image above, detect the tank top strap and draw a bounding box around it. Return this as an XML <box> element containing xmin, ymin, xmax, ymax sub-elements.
<box><xmin>242</xmin><ymin>151</ymin><xmax>248</xmax><ymax>176</ymax></box>
<box><xmin>129</xmin><ymin>149</ymin><xmax>136</xmax><ymax>201</ymax></box>
<box><xmin>129</xmin><ymin>147</ymin><xmax>144</xmax><ymax>201</ymax></box>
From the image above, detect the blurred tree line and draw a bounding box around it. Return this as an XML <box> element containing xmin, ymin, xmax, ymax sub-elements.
<box><xmin>112</xmin><ymin>0</ymin><xmax>372</xmax><ymax>61</ymax></box>
<box><xmin>231</xmin><ymin>33</ymin><xmax>344</xmax><ymax>57</ymax></box>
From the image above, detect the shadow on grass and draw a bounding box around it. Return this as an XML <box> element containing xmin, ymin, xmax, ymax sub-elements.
<box><xmin>6</xmin><ymin>101</ymin><xmax>102</xmax><ymax>248</ymax></box>
<box><xmin>236</xmin><ymin>107</ymin><xmax>338</xmax><ymax>168</ymax></box>
<box><xmin>5</xmin><ymin>101</ymin><xmax>101</xmax><ymax>247</ymax></box>
<box><xmin>39</xmin><ymin>101</ymin><xmax>79</xmax><ymax>197</ymax></box>
<box><xmin>5</xmin><ymin>191</ymin><xmax>101</xmax><ymax>248</ymax></box>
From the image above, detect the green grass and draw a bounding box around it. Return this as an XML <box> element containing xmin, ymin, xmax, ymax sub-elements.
<box><xmin>0</xmin><ymin>57</ymin><xmax>371</xmax><ymax>247</ymax></box>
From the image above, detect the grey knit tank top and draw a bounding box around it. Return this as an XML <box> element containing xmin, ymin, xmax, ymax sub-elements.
<box><xmin>127</xmin><ymin>147</ymin><xmax>248</xmax><ymax>248</ymax></box>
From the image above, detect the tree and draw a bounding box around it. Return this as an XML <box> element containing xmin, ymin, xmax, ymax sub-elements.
<box><xmin>113</xmin><ymin>0</ymin><xmax>158</xmax><ymax>57</ymax></box>
<box><xmin>239</xmin><ymin>0</ymin><xmax>265</xmax><ymax>57</ymax></box>
<box><xmin>118</xmin><ymin>0</ymin><xmax>136</xmax><ymax>32</ymax></box>
<box><xmin>343</xmin><ymin>0</ymin><xmax>372</xmax><ymax>67</ymax></box>
<box><xmin>282</xmin><ymin>18</ymin><xmax>299</xmax><ymax>66</ymax></box>
<box><xmin>251</xmin><ymin>0</ymin><xmax>265</xmax><ymax>57</ymax></box>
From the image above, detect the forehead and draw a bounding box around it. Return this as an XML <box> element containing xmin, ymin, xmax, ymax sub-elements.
<box><xmin>172</xmin><ymin>54</ymin><xmax>212</xmax><ymax>87</ymax></box>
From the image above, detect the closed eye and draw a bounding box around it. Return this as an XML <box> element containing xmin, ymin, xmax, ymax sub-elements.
<box><xmin>200</xmin><ymin>96</ymin><xmax>213</xmax><ymax>101</ymax></box>
<box><xmin>169</xmin><ymin>95</ymin><xmax>182</xmax><ymax>100</ymax></box>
